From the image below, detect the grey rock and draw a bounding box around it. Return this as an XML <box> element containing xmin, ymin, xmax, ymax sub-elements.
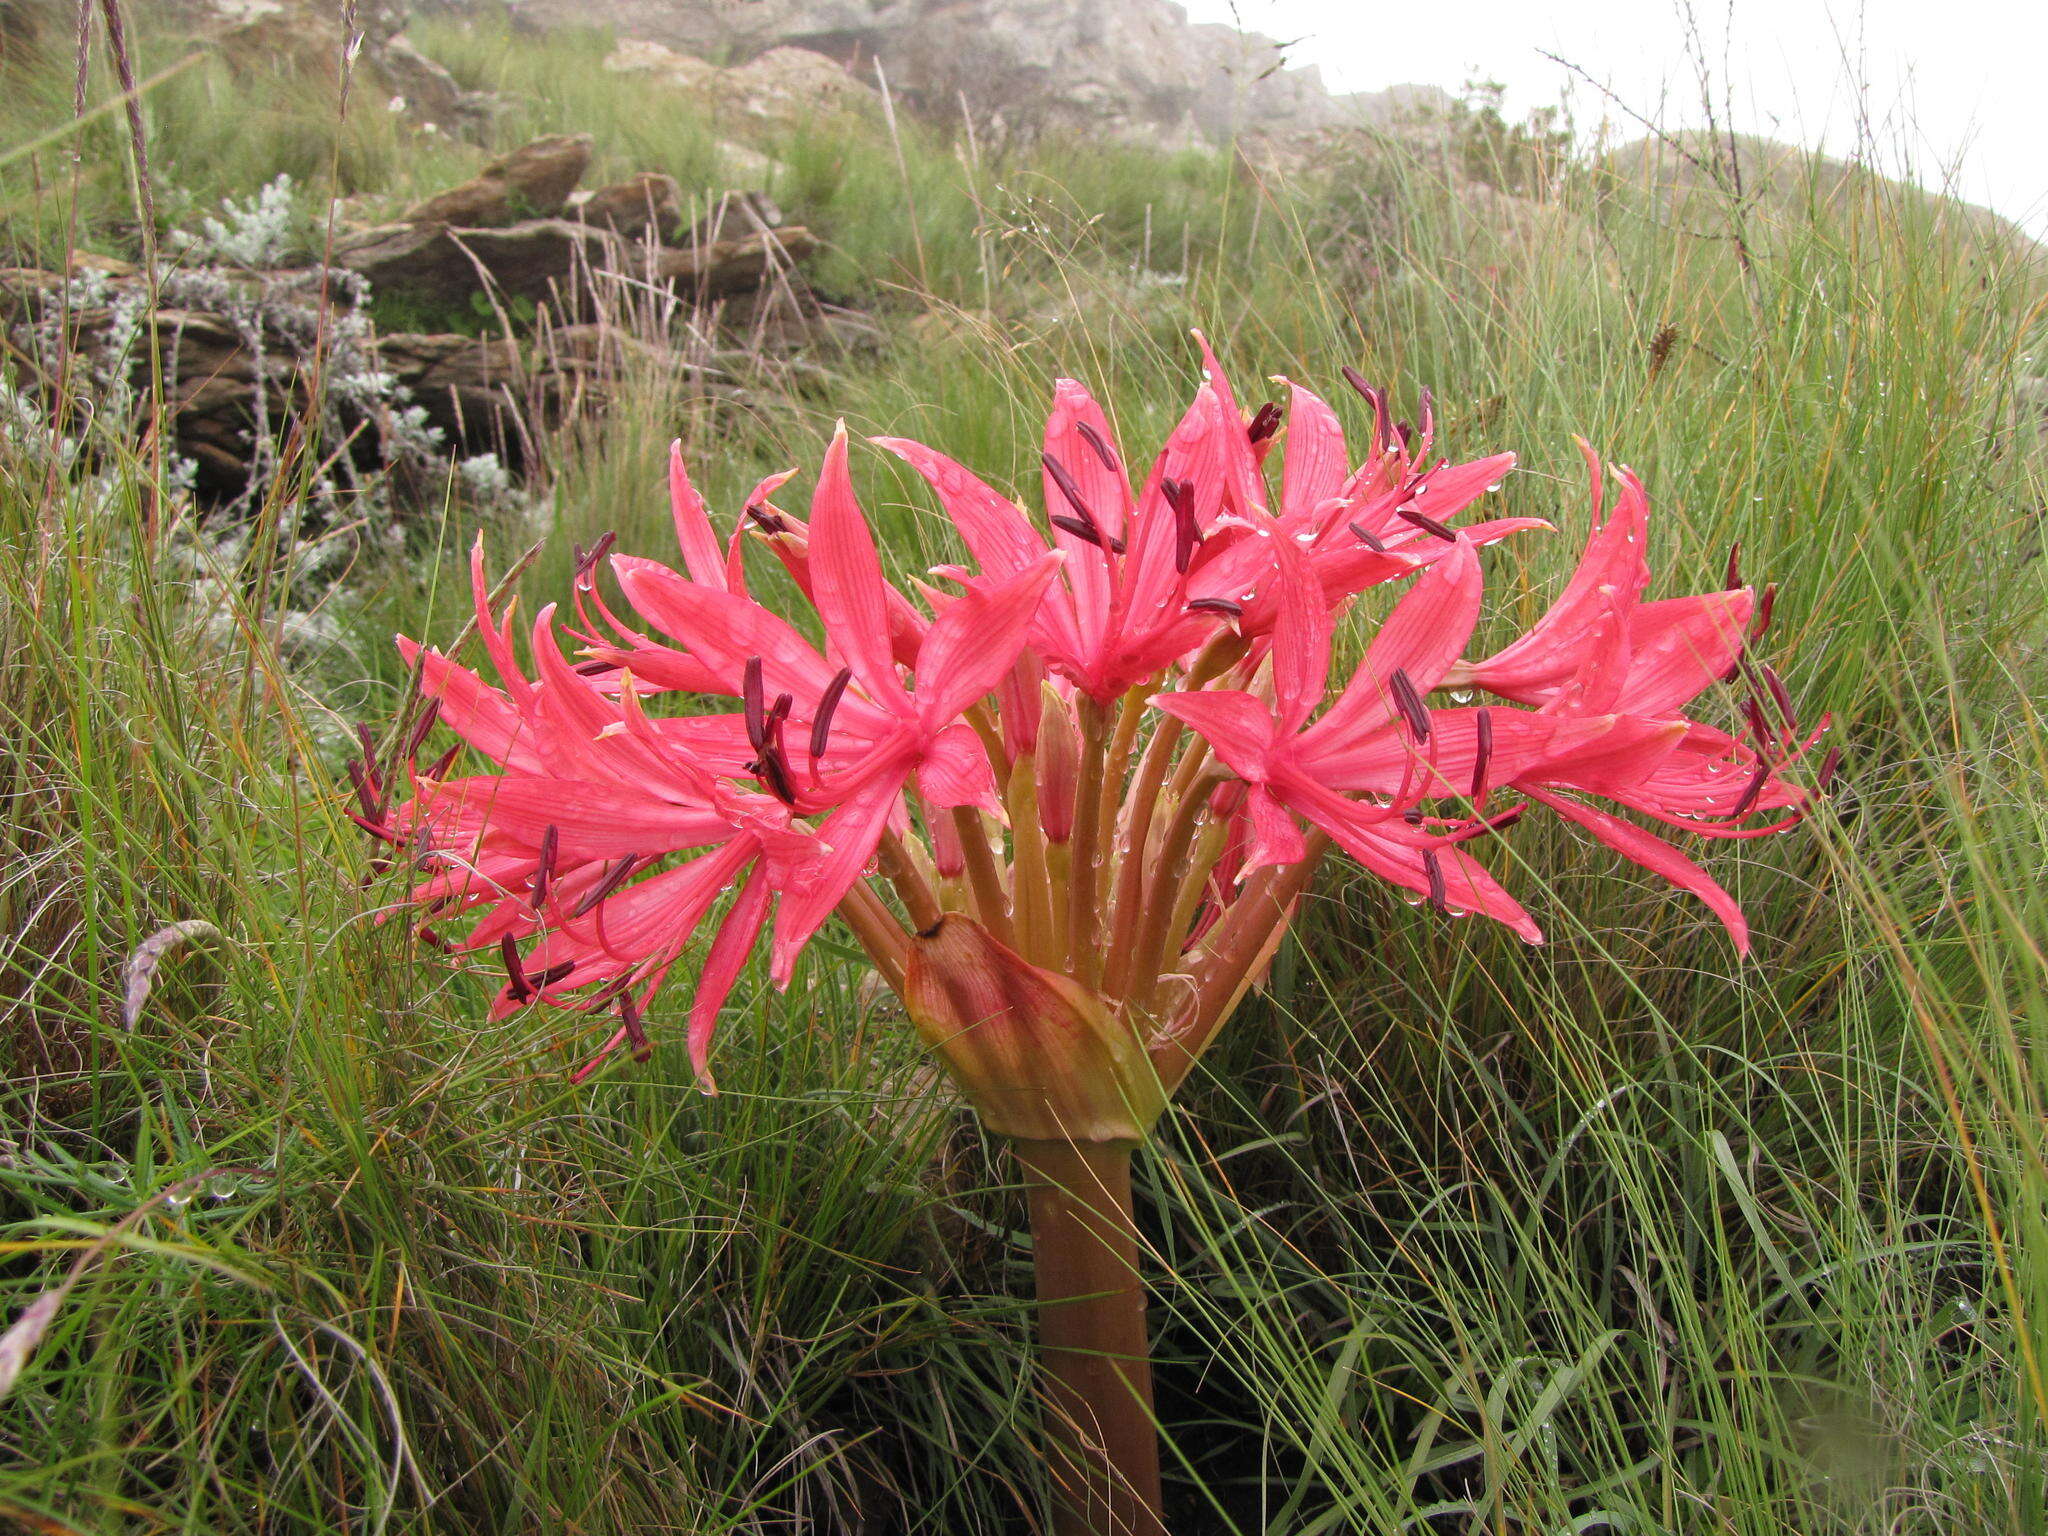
<box><xmin>499</xmin><ymin>0</ymin><xmax>1441</xmax><ymax>146</ymax></box>
<box><xmin>403</xmin><ymin>134</ymin><xmax>594</xmax><ymax>228</ymax></box>
<box><xmin>571</xmin><ymin>171</ymin><xmax>684</xmax><ymax>240</ymax></box>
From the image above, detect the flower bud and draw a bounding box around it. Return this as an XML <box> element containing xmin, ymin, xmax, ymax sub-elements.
<box><xmin>1036</xmin><ymin>682</ymin><xmax>1080</xmax><ymax>845</ymax></box>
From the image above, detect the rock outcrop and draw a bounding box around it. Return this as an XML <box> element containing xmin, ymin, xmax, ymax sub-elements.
<box><xmin>477</xmin><ymin>0</ymin><xmax>1443</xmax><ymax>147</ymax></box>
<box><xmin>603</xmin><ymin>38</ymin><xmax>884</xmax><ymax>128</ymax></box>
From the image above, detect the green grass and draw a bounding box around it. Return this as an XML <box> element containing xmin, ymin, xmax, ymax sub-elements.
<box><xmin>3</xmin><ymin>13</ymin><xmax>2047</xmax><ymax>1534</ymax></box>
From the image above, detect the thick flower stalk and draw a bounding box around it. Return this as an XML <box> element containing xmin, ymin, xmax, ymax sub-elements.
<box><xmin>353</xmin><ymin>339</ymin><xmax>1826</xmax><ymax>1536</ymax></box>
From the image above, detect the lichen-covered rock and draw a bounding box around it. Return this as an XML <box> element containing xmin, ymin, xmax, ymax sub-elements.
<box><xmin>403</xmin><ymin>135</ymin><xmax>594</xmax><ymax>228</ymax></box>
<box><xmin>335</xmin><ymin>217</ymin><xmax>619</xmax><ymax>307</ymax></box>
<box><xmin>549</xmin><ymin>0</ymin><xmax>1443</xmax><ymax>147</ymax></box>
<box><xmin>571</xmin><ymin>172</ymin><xmax>683</xmax><ymax>240</ymax></box>
<box><xmin>603</xmin><ymin>37</ymin><xmax>880</xmax><ymax>125</ymax></box>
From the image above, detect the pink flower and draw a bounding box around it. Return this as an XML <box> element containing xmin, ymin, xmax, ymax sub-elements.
<box><xmin>1446</xmin><ymin>451</ymin><xmax>1823</xmax><ymax>950</ymax></box>
<box><xmin>358</xmin><ymin>341</ymin><xmax>1821</xmax><ymax>1094</ymax></box>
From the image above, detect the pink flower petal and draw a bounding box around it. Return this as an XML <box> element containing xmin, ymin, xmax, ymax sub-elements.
<box><xmin>668</xmin><ymin>440</ymin><xmax>729</xmax><ymax>590</ymax></box>
<box><xmin>1152</xmin><ymin>690</ymin><xmax>1278</xmax><ymax>782</ymax></box>
<box><xmin>688</xmin><ymin>862</ymin><xmax>773</xmax><ymax>1092</ymax></box>
<box><xmin>1525</xmin><ymin>788</ymin><xmax>1750</xmax><ymax>952</ymax></box>
<box><xmin>809</xmin><ymin>425</ymin><xmax>910</xmax><ymax>707</ymax></box>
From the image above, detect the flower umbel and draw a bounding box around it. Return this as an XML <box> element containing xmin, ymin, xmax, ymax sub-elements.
<box><xmin>359</xmin><ymin>342</ymin><xmax>1821</xmax><ymax>1103</ymax></box>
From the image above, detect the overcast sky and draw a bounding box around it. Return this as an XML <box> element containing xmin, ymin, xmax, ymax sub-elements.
<box><xmin>1180</xmin><ymin>0</ymin><xmax>2048</xmax><ymax>238</ymax></box>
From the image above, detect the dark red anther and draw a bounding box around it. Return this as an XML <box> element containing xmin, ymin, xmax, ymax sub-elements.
<box><xmin>1724</xmin><ymin>542</ymin><xmax>1743</xmax><ymax>591</ymax></box>
<box><xmin>755</xmin><ymin>748</ymin><xmax>798</xmax><ymax>805</ymax></box>
<box><xmin>1395</xmin><ymin>420</ymin><xmax>1416</xmax><ymax>452</ymax></box>
<box><xmin>572</xmin><ymin>531</ymin><xmax>618</xmax><ymax>580</ymax></box>
<box><xmin>1247</xmin><ymin>401</ymin><xmax>1283</xmax><ymax>444</ymax></box>
<box><xmin>585</xmin><ymin>973</ymin><xmax>635</xmax><ymax>1010</ymax></box>
<box><xmin>403</xmin><ymin>698</ymin><xmax>442</xmax><ymax>759</ymax></box>
<box><xmin>1185</xmin><ymin>596</ymin><xmax>1243</xmax><ymax>618</ymax></box>
<box><xmin>1389</xmin><ymin>667</ymin><xmax>1432</xmax><ymax>742</ymax></box>
<box><xmin>1050</xmin><ymin>514</ymin><xmax>1107</xmax><ymax>549</ymax></box>
<box><xmin>1477</xmin><ymin>803</ymin><xmax>1525</xmax><ymax>835</ymax></box>
<box><xmin>744</xmin><ymin>503</ymin><xmax>790</xmax><ymax>534</ymax></box>
<box><xmin>1340</xmin><ymin>367</ymin><xmax>1392</xmax><ymax>458</ymax></box>
<box><xmin>1403</xmin><ymin>805</ymin><xmax>1425</xmax><ymax>826</ymax></box>
<box><xmin>416</xmin><ymin>924</ymin><xmax>450</xmax><ymax>953</ymax></box>
<box><xmin>1075</xmin><ymin>419</ymin><xmax>1121</xmax><ymax>473</ymax></box>
<box><xmin>1395</xmin><ymin>505</ymin><xmax>1458</xmax><ymax>542</ymax></box>
<box><xmin>1471</xmin><ymin>707</ymin><xmax>1494</xmax><ymax>800</ymax></box>
<box><xmin>1760</xmin><ymin>664</ymin><xmax>1797</xmax><ymax>730</ymax></box>
<box><xmin>1417</xmin><ymin>387</ymin><xmax>1435</xmax><ymax>443</ymax></box>
<box><xmin>345</xmin><ymin>757</ymin><xmax>383</xmax><ymax>821</ymax></box>
<box><xmin>1437</xmin><ymin>803</ymin><xmax>1527</xmax><ymax>844</ymax></box>
<box><xmin>1042</xmin><ymin>452</ymin><xmax>1109</xmax><ymax>544</ymax></box>
<box><xmin>421</xmin><ymin>743</ymin><xmax>462</xmax><ymax>782</ymax></box>
<box><xmin>569</xmin><ymin>855</ymin><xmax>641</xmax><ymax>918</ymax></box>
<box><xmin>1349</xmin><ymin>522</ymin><xmax>1387</xmax><ymax>552</ymax></box>
<box><xmin>501</xmin><ymin>934</ymin><xmax>535</xmax><ymax>1003</ymax></box>
<box><xmin>752</xmin><ymin>697</ymin><xmax>799</xmax><ymax>804</ymax></box>
<box><xmin>1816</xmin><ymin>744</ymin><xmax>1843</xmax><ymax>793</ymax></box>
<box><xmin>1743</xmin><ymin>697</ymin><xmax>1774</xmax><ymax>750</ymax></box>
<box><xmin>355</xmin><ymin>722</ymin><xmax>378</xmax><ymax>760</ymax></box>
<box><xmin>528</xmin><ymin>959</ymin><xmax>577</xmax><ymax>990</ymax></box>
<box><xmin>743</xmin><ymin>655</ymin><xmax>767</xmax><ymax>752</ymax></box>
<box><xmin>621</xmin><ymin>994</ymin><xmax>652</xmax><ymax>1062</ymax></box>
<box><xmin>574</xmin><ymin>659</ymin><xmax>617</xmax><ymax>677</ymax></box>
<box><xmin>1163</xmin><ymin>476</ymin><xmax>1199</xmax><ymax>572</ymax></box>
<box><xmin>531</xmin><ymin>824</ymin><xmax>559</xmax><ymax>910</ymax></box>
<box><xmin>811</xmin><ymin>666</ymin><xmax>853</xmax><ymax>760</ymax></box>
<box><xmin>347</xmin><ymin>811</ymin><xmax>406</xmax><ymax>844</ymax></box>
<box><xmin>1422</xmin><ymin>848</ymin><xmax>1449</xmax><ymax>914</ymax></box>
<box><xmin>1750</xmin><ymin>583</ymin><xmax>1777</xmax><ymax>638</ymax></box>
<box><xmin>1728</xmin><ymin>757</ymin><xmax>1773</xmax><ymax>820</ymax></box>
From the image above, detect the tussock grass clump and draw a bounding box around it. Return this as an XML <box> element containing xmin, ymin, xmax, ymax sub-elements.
<box><xmin>2</xmin><ymin>12</ymin><xmax>2045</xmax><ymax>1534</ymax></box>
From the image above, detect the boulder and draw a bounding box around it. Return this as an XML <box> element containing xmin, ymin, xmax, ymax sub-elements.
<box><xmin>161</xmin><ymin>0</ymin><xmax>480</xmax><ymax>131</ymax></box>
<box><xmin>334</xmin><ymin>216</ymin><xmax>623</xmax><ymax>310</ymax></box>
<box><xmin>656</xmin><ymin>226</ymin><xmax>817</xmax><ymax>298</ymax></box>
<box><xmin>603</xmin><ymin>37</ymin><xmax>878</xmax><ymax>126</ymax></box>
<box><xmin>681</xmin><ymin>190</ymin><xmax>787</xmax><ymax>248</ymax></box>
<box><xmin>335</xmin><ymin>198</ymin><xmax>816</xmax><ymax>313</ymax></box>
<box><xmin>372</xmin><ymin>329</ymin><xmax>529</xmax><ymax>454</ymax></box>
<box><xmin>377</xmin><ymin>34</ymin><xmax>473</xmax><ymax>127</ymax></box>
<box><xmin>403</xmin><ymin>134</ymin><xmax>594</xmax><ymax>228</ymax></box>
<box><xmin>571</xmin><ymin>172</ymin><xmax>683</xmax><ymax>240</ymax></box>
